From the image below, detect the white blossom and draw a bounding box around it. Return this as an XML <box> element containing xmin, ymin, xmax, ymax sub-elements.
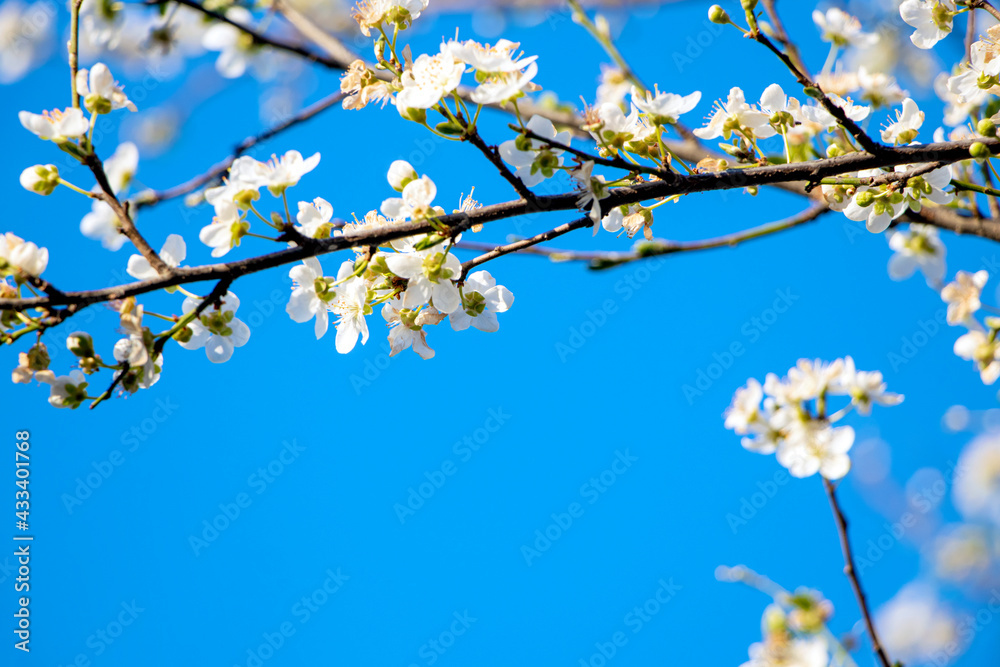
<box><xmin>126</xmin><ymin>235</ymin><xmax>185</xmax><ymax>280</ymax></box>
<box><xmin>857</xmin><ymin>67</ymin><xmax>908</xmax><ymax>108</ymax></box>
<box><xmin>631</xmin><ymin>85</ymin><xmax>701</xmax><ymax>124</ymax></box>
<box><xmin>103</xmin><ymin>142</ymin><xmax>139</xmax><ymax>194</ymax></box>
<box><xmin>202</xmin><ymin>7</ymin><xmax>260</xmax><ymax>79</ymax></box>
<box><xmin>724</xmin><ymin>378</ymin><xmax>764</xmax><ymax>435</ymax></box>
<box><xmin>742</xmin><ymin>635</ymin><xmax>828</xmax><ymax>667</ymax></box>
<box><xmin>447</xmin><ymin>38</ymin><xmax>536</xmax><ymax>73</ymax></box>
<box><xmin>396</xmin><ymin>45</ymin><xmax>464</xmax><ymax>111</ymax></box>
<box><xmin>81</xmin><ymin>200</ymin><xmax>127</xmax><ymax>251</ymax></box>
<box><xmin>812</xmin><ymin>7</ymin><xmax>878</xmax><ymax>48</ymax></box>
<box><xmin>286</xmin><ymin>257</ymin><xmax>330</xmax><ymax>339</ymax></box>
<box><xmin>887</xmin><ymin>224</ymin><xmax>947</xmax><ymax>285</ymax></box>
<box><xmin>693</xmin><ymin>87</ymin><xmax>774</xmax><ymax>141</ymax></box>
<box><xmin>498</xmin><ymin>116</ymin><xmax>571</xmax><ymax>187</ymax></box>
<box><xmin>387</xmin><ymin>160</ymin><xmax>418</xmax><ymax>192</ymax></box>
<box><xmin>199</xmin><ymin>215</ymin><xmax>249</xmax><ymax>258</ymax></box>
<box><xmin>385</xmin><ymin>248</ymin><xmax>462</xmax><ymax>313</ymax></box>
<box><xmin>450</xmin><ymin>270</ymin><xmax>514</xmax><ymax>332</ymax></box>
<box><xmin>331</xmin><ymin>260</ymin><xmax>370</xmax><ymax>353</ymax></box>
<box><xmin>796</xmin><ymin>94</ymin><xmax>871</xmax><ymax>132</ymax></box>
<box><xmin>777</xmin><ymin>422</ymin><xmax>855</xmax><ymax>479</ymax></box>
<box><xmin>941</xmin><ymin>270</ymin><xmax>988</xmax><ymax>325</ymax></box>
<box><xmin>572</xmin><ymin>161</ymin><xmax>609</xmax><ymax>231</ymax></box>
<box><xmin>468</xmin><ymin>61</ymin><xmax>537</xmax><ymax>105</ymax></box>
<box><xmin>382</xmin><ymin>296</ymin><xmax>440</xmax><ymax>359</ymax></box>
<box><xmin>178</xmin><ymin>291</ymin><xmax>251</xmax><ymax>363</ymax></box>
<box><xmin>876</xmin><ymin>584</ymin><xmax>960</xmax><ymax>665</ymax></box>
<box><xmin>258</xmin><ymin>150</ymin><xmax>321</xmax><ymax>195</ymax></box>
<box><xmin>0</xmin><ymin>1</ymin><xmax>53</xmax><ymax>84</ymax></box>
<box><xmin>36</xmin><ymin>370</ymin><xmax>88</xmax><ymax>409</ymax></box>
<box><xmin>954</xmin><ymin>328</ymin><xmax>1000</xmax><ymax>384</ymax></box>
<box><xmin>881</xmin><ymin>98</ymin><xmax>924</xmax><ymax>144</ymax></box>
<box><xmin>295</xmin><ymin>197</ymin><xmax>334</xmax><ymax>238</ymax></box>
<box><xmin>19</xmin><ymin>107</ymin><xmax>88</xmax><ymax>141</ymax></box>
<box><xmin>381</xmin><ymin>175</ymin><xmax>442</xmax><ymax>221</ymax></box>
<box><xmin>0</xmin><ymin>232</ymin><xmax>48</xmax><ymax>277</ymax></box>
<box><xmin>596</xmin><ymin>65</ymin><xmax>629</xmax><ymax>106</ymax></box>
<box><xmin>947</xmin><ymin>36</ymin><xmax>1000</xmax><ymax>104</ymax></box>
<box><xmin>829</xmin><ymin>356</ymin><xmax>903</xmax><ymax>415</ymax></box>
<box><xmin>843</xmin><ymin>170</ymin><xmax>907</xmax><ymax>234</ymax></box>
<box><xmin>900</xmin><ymin>0</ymin><xmax>956</xmax><ymax>49</ymax></box>
<box><xmin>76</xmin><ymin>62</ymin><xmax>136</xmax><ymax>112</ymax></box>
<box><xmin>953</xmin><ymin>433</ymin><xmax>1000</xmax><ymax>522</ymax></box>
<box><xmin>353</xmin><ymin>0</ymin><xmax>428</xmax><ymax>37</ymax></box>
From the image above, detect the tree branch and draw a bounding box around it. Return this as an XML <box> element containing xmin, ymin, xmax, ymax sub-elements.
<box><xmin>84</xmin><ymin>152</ymin><xmax>171</xmax><ymax>275</ymax></box>
<box><xmin>5</xmin><ymin>135</ymin><xmax>995</xmax><ymax>317</ymax></box>
<box><xmin>823</xmin><ymin>478</ymin><xmax>892</xmax><ymax>667</ymax></box>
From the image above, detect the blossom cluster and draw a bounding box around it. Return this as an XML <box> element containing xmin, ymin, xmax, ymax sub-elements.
<box><xmin>740</xmin><ymin>589</ymin><xmax>835</xmax><ymax>667</ymax></box>
<box><xmin>284</xmin><ymin>158</ymin><xmax>514</xmax><ymax>359</ymax></box>
<box><xmin>725</xmin><ymin>358</ymin><xmax>903</xmax><ymax>480</ymax></box>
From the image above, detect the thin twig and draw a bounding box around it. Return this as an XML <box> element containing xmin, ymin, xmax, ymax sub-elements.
<box><xmin>970</xmin><ymin>0</ymin><xmax>1000</xmax><ymax>23</ymax></box>
<box><xmin>145</xmin><ymin>0</ymin><xmax>348</xmax><ymax>67</ymax></box>
<box><xmin>760</xmin><ymin>0</ymin><xmax>810</xmax><ymax>79</ymax></box>
<box><xmin>750</xmin><ymin>29</ymin><xmax>884</xmax><ymax>155</ymax></box>
<box><xmin>518</xmin><ymin>126</ymin><xmax>669</xmax><ymax>179</ymax></box>
<box><xmin>458</xmin><ymin>206</ymin><xmax>828</xmax><ymax>268</ymax></box>
<box><xmin>69</xmin><ymin>0</ymin><xmax>84</xmax><ymax>109</ymax></box>
<box><xmin>84</xmin><ymin>152</ymin><xmax>170</xmax><ymax>275</ymax></box>
<box><xmin>966</xmin><ymin>3</ymin><xmax>977</xmax><ymax>63</ymax></box>
<box><xmin>981</xmin><ymin>162</ymin><xmax>1000</xmax><ymax>219</ymax></box>
<box><xmin>823</xmin><ymin>478</ymin><xmax>893</xmax><ymax>667</ymax></box>
<box><xmin>271</xmin><ymin>0</ymin><xmax>360</xmax><ymax>67</ymax></box>
<box><xmin>152</xmin><ymin>278</ymin><xmax>232</xmax><ymax>357</ymax></box>
<box><xmin>464</xmin><ymin>127</ymin><xmax>539</xmax><ymax>205</ymax></box>
<box><xmin>460</xmin><ymin>217</ymin><xmax>592</xmax><ymax>277</ymax></box>
<box><xmin>88</xmin><ymin>361</ymin><xmax>128</xmax><ymax>409</ymax></box>
<box><xmin>133</xmin><ymin>90</ymin><xmax>346</xmax><ymax>209</ymax></box>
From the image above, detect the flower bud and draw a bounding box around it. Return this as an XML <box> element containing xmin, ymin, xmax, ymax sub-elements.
<box><xmin>826</xmin><ymin>144</ymin><xmax>844</xmax><ymax>158</ymax></box>
<box><xmin>708</xmin><ymin>5</ymin><xmax>729</xmax><ymax>23</ymax></box>
<box><xmin>594</xmin><ymin>14</ymin><xmax>611</xmax><ymax>38</ymax></box>
<box><xmin>387</xmin><ymin>160</ymin><xmax>418</xmax><ymax>192</ymax></box>
<box><xmin>978</xmin><ymin>119</ymin><xmax>997</xmax><ymax>138</ymax></box>
<box><xmin>19</xmin><ymin>164</ymin><xmax>60</xmax><ymax>196</ymax></box>
<box><xmin>399</xmin><ymin>106</ymin><xmax>426</xmax><ymax>124</ymax></box>
<box><xmin>435</xmin><ymin>120</ymin><xmax>465</xmax><ymax>136</ymax></box>
<box><xmin>313</xmin><ymin>222</ymin><xmax>333</xmax><ymax>239</ymax></box>
<box><xmin>24</xmin><ymin>343</ymin><xmax>49</xmax><ymax>371</ymax></box>
<box><xmin>67</xmin><ymin>332</ymin><xmax>95</xmax><ymax>357</ymax></box>
<box><xmin>85</xmin><ymin>92</ymin><xmax>112</xmax><ymax>115</ymax></box>
<box><xmin>970</xmin><ymin>141</ymin><xmax>993</xmax><ymax>159</ymax></box>
<box><xmin>855</xmin><ymin>190</ymin><xmax>876</xmax><ymax>207</ymax></box>
<box><xmin>741</xmin><ymin>0</ymin><xmax>758</xmax><ymax>10</ymax></box>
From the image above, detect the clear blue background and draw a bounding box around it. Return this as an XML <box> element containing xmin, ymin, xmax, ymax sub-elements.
<box><xmin>2</xmin><ymin>1</ymin><xmax>998</xmax><ymax>665</ymax></box>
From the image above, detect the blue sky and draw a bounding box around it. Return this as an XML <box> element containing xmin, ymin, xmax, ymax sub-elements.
<box><xmin>4</xmin><ymin>0</ymin><xmax>1000</xmax><ymax>665</ymax></box>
